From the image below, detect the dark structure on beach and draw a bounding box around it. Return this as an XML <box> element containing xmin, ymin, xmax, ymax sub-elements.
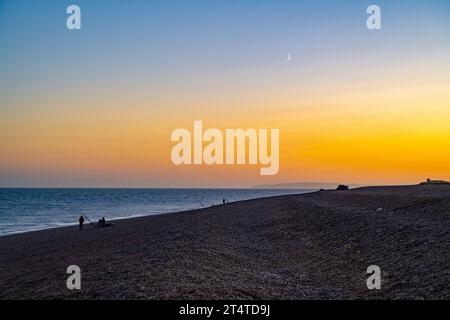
<box><xmin>421</xmin><ymin>179</ymin><xmax>449</xmax><ymax>185</ymax></box>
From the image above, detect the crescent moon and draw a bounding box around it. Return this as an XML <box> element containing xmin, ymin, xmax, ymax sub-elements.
<box><xmin>286</xmin><ymin>54</ymin><xmax>292</xmax><ymax>62</ymax></box>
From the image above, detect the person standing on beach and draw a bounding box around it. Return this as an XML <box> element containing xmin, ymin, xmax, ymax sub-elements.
<box><xmin>79</xmin><ymin>216</ymin><xmax>84</xmax><ymax>231</ymax></box>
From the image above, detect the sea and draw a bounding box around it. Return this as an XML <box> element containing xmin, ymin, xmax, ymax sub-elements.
<box><xmin>0</xmin><ymin>188</ymin><xmax>312</xmax><ymax>236</ymax></box>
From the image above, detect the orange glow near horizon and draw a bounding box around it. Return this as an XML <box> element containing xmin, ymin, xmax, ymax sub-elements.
<box><xmin>1</xmin><ymin>82</ymin><xmax>449</xmax><ymax>187</ymax></box>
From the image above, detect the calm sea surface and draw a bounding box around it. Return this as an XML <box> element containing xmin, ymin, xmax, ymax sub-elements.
<box><xmin>0</xmin><ymin>188</ymin><xmax>312</xmax><ymax>236</ymax></box>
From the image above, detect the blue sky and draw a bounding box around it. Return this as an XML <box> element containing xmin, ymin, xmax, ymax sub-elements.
<box><xmin>2</xmin><ymin>0</ymin><xmax>449</xmax><ymax>105</ymax></box>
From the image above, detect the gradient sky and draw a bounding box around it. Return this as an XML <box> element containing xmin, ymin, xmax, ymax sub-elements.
<box><xmin>1</xmin><ymin>0</ymin><xmax>450</xmax><ymax>187</ymax></box>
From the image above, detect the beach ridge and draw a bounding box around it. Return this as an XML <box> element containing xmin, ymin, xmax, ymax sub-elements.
<box><xmin>0</xmin><ymin>184</ymin><xmax>449</xmax><ymax>299</ymax></box>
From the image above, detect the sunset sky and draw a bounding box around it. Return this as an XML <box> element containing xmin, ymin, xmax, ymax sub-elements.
<box><xmin>1</xmin><ymin>0</ymin><xmax>450</xmax><ymax>187</ymax></box>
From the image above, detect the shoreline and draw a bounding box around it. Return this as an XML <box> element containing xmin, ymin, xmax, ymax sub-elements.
<box><xmin>0</xmin><ymin>190</ymin><xmax>313</xmax><ymax>238</ymax></box>
<box><xmin>0</xmin><ymin>184</ymin><xmax>449</xmax><ymax>299</ymax></box>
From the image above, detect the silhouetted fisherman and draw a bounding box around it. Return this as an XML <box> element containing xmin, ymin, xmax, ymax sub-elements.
<box><xmin>79</xmin><ymin>215</ymin><xmax>85</xmax><ymax>231</ymax></box>
<box><xmin>98</xmin><ymin>217</ymin><xmax>106</xmax><ymax>227</ymax></box>
<box><xmin>223</xmin><ymin>198</ymin><xmax>226</xmax><ymax>204</ymax></box>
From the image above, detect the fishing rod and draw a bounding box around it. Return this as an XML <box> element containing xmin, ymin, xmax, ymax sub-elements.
<box><xmin>197</xmin><ymin>200</ymin><xmax>205</xmax><ymax>207</ymax></box>
<box><xmin>82</xmin><ymin>214</ymin><xmax>96</xmax><ymax>227</ymax></box>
